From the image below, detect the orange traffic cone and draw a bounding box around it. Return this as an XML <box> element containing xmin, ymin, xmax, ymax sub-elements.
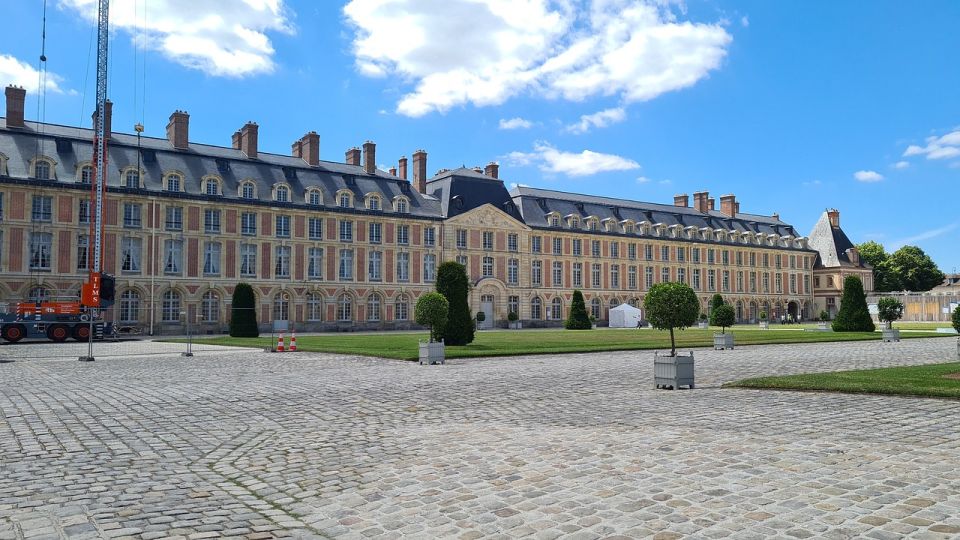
<box><xmin>276</xmin><ymin>331</ymin><xmax>285</xmax><ymax>352</ymax></box>
<box><xmin>289</xmin><ymin>329</ymin><xmax>297</xmax><ymax>352</ymax></box>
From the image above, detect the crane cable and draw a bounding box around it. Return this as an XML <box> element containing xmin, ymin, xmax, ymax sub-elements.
<box><xmin>30</xmin><ymin>0</ymin><xmax>50</xmax><ymax>301</ymax></box>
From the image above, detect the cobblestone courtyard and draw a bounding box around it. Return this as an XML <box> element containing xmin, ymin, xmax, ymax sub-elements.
<box><xmin>2</xmin><ymin>337</ymin><xmax>959</xmax><ymax>539</ymax></box>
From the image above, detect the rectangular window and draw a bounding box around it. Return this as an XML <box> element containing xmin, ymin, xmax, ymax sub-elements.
<box><xmin>123</xmin><ymin>203</ymin><xmax>142</xmax><ymax>228</ymax></box>
<box><xmin>708</xmin><ymin>269</ymin><xmax>716</xmax><ymax>291</ymax></box>
<box><xmin>763</xmin><ymin>253</ymin><xmax>769</xmax><ymax>268</ymax></box>
<box><xmin>722</xmin><ymin>270</ymin><xmax>730</xmax><ymax>292</ymax></box>
<box><xmin>338</xmin><ymin>249</ymin><xmax>353</xmax><ymax>280</ymax></box>
<box><xmin>750</xmin><ymin>272</ymin><xmax>757</xmax><ymax>293</ymax></box>
<box><xmin>368</xmin><ymin>222</ymin><xmax>382</xmax><ymax>244</ymax></box>
<box><xmin>507</xmin><ymin>258</ymin><xmax>519</xmax><ymax>285</ymax></box>
<box><xmin>737</xmin><ymin>271</ymin><xmax>744</xmax><ymax>292</ymax></box>
<box><xmin>367</xmin><ymin>250</ymin><xmax>381</xmax><ymax>281</ymax></box>
<box><xmin>693</xmin><ymin>268</ymin><xmax>701</xmax><ymax>291</ymax></box>
<box><xmin>78</xmin><ymin>200</ymin><xmax>91</xmax><ymax>225</ymax></box>
<box><xmin>776</xmin><ymin>273</ymin><xmax>783</xmax><ymax>293</ymax></box>
<box><xmin>340</xmin><ymin>220</ymin><xmax>353</xmax><ymax>242</ymax></box>
<box><xmin>240</xmin><ymin>244</ymin><xmax>257</xmax><ymax>277</ymax></box>
<box><xmin>76</xmin><ymin>234</ymin><xmax>89</xmax><ymax>271</ymax></box>
<box><xmin>804</xmin><ymin>275</ymin><xmax>810</xmax><ymax>294</ymax></box>
<box><xmin>628</xmin><ymin>266</ymin><xmax>637</xmax><ymax>289</ymax></box>
<box><xmin>508</xmin><ymin>233</ymin><xmax>518</xmax><ymax>252</ymax></box>
<box><xmin>661</xmin><ymin>267</ymin><xmax>670</xmax><ymax>283</ymax></box>
<box><xmin>676</xmin><ymin>247</ymin><xmax>685</xmax><ymax>263</ymax></box>
<box><xmin>591</xmin><ymin>240</ymin><xmax>600</xmax><ymax>257</ymax></box>
<box><xmin>483</xmin><ymin>231</ymin><xmax>494</xmax><ymax>250</ymax></box>
<box><xmin>456</xmin><ymin>255</ymin><xmax>468</xmax><ymax>273</ymax></box>
<box><xmin>275</xmin><ymin>215</ymin><xmax>291</xmax><ymax>238</ymax></box>
<box><xmin>532</xmin><ymin>260</ymin><xmax>543</xmax><ymax>286</ymax></box>
<box><xmin>573</xmin><ymin>262</ymin><xmax>583</xmax><ymax>287</ymax></box>
<box><xmin>309</xmin><ymin>218</ymin><xmax>323</xmax><ymax>240</ymax></box>
<box><xmin>397</xmin><ymin>252</ymin><xmax>410</xmax><ymax>282</ymax></box>
<box><xmin>763</xmin><ymin>272</ymin><xmax>770</xmax><ymax>293</ymax></box>
<box><xmin>424</xmin><ymin>227</ymin><xmax>436</xmax><ymax>247</ymax></box>
<box><xmin>423</xmin><ymin>253</ymin><xmax>437</xmax><ymax>282</ymax></box>
<box><xmin>32</xmin><ymin>196</ymin><xmax>52</xmax><ymax>222</ymax></box>
<box><xmin>676</xmin><ymin>267</ymin><xmax>685</xmax><ymax>285</ymax></box>
<box><xmin>508</xmin><ymin>296</ymin><xmax>519</xmax><ymax>318</ymax></box>
<box><xmin>644</xmin><ymin>245</ymin><xmax>653</xmax><ymax>261</ymax></box>
<box><xmin>628</xmin><ymin>243</ymin><xmax>636</xmax><ymax>260</ymax></box>
<box><xmin>456</xmin><ymin>229</ymin><xmax>467</xmax><ymax>249</ymax></box>
<box><xmin>707</xmin><ymin>249</ymin><xmax>715</xmax><ymax>264</ymax></box>
<box><xmin>722</xmin><ymin>250</ymin><xmax>729</xmax><ymax>266</ymax></box>
<box><xmin>776</xmin><ymin>254</ymin><xmax>782</xmax><ymax>269</ymax></box>
<box><xmin>552</xmin><ymin>261</ymin><xmax>563</xmax><ymax>286</ymax></box>
<box><xmin>790</xmin><ymin>273</ymin><xmax>797</xmax><ymax>294</ymax></box>
<box><xmin>790</xmin><ymin>255</ymin><xmax>796</xmax><ymax>269</ymax></box>
<box><xmin>120</xmin><ymin>237</ymin><xmax>142</xmax><ymax>273</ymax></box>
<box><xmin>736</xmin><ymin>251</ymin><xmax>743</xmax><ymax>266</ymax></box>
<box><xmin>750</xmin><ymin>252</ymin><xmax>756</xmax><ymax>267</ymax></box>
<box><xmin>167</xmin><ymin>206</ymin><xmax>184</xmax><ymax>231</ymax></box>
<box><xmin>592</xmin><ymin>263</ymin><xmax>602</xmax><ymax>287</ymax></box>
<box><xmin>573</xmin><ymin>239</ymin><xmax>582</xmax><ymax>256</ymax></box>
<box><xmin>239</xmin><ymin>212</ymin><xmax>257</xmax><ymax>236</ymax></box>
<box><xmin>610</xmin><ymin>242</ymin><xmax>619</xmax><ymax>259</ymax></box>
<box><xmin>611</xmin><ymin>265</ymin><xmax>620</xmax><ymax>288</ymax></box>
<box><xmin>308</xmin><ymin>247</ymin><xmax>323</xmax><ymax>279</ymax></box>
<box><xmin>692</xmin><ymin>248</ymin><xmax>700</xmax><ymax>264</ymax></box>
<box><xmin>661</xmin><ymin>246</ymin><xmax>669</xmax><ymax>261</ymax></box>
<box><xmin>532</xmin><ymin>236</ymin><xmax>542</xmax><ymax>253</ymax></box>
<box><xmin>203</xmin><ymin>241</ymin><xmax>221</xmax><ymax>276</ymax></box>
<box><xmin>553</xmin><ymin>237</ymin><xmax>562</xmax><ymax>255</ymax></box>
<box><xmin>164</xmin><ymin>239</ymin><xmax>183</xmax><ymax>274</ymax></box>
<box><xmin>204</xmin><ymin>209</ymin><xmax>221</xmax><ymax>233</ymax></box>
<box><xmin>482</xmin><ymin>256</ymin><xmax>493</xmax><ymax>277</ymax></box>
<box><xmin>645</xmin><ymin>266</ymin><xmax>654</xmax><ymax>289</ymax></box>
<box><xmin>397</xmin><ymin>224</ymin><xmax>409</xmax><ymax>245</ymax></box>
<box><xmin>29</xmin><ymin>232</ymin><xmax>53</xmax><ymax>270</ymax></box>
<box><xmin>275</xmin><ymin>246</ymin><xmax>291</xmax><ymax>278</ymax></box>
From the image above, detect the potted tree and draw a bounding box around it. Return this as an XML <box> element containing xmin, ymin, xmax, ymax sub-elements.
<box><xmin>758</xmin><ymin>311</ymin><xmax>768</xmax><ymax>329</ymax></box>
<box><xmin>710</xmin><ymin>304</ymin><xmax>736</xmax><ymax>350</ymax></box>
<box><xmin>697</xmin><ymin>312</ymin><xmax>708</xmax><ymax>329</ymax></box>
<box><xmin>415</xmin><ymin>292</ymin><xmax>449</xmax><ymax>365</ymax></box>
<box><xmin>818</xmin><ymin>310</ymin><xmax>830</xmax><ymax>331</ymax></box>
<box><xmin>475</xmin><ymin>310</ymin><xmax>486</xmax><ymax>330</ymax></box>
<box><xmin>507</xmin><ymin>311</ymin><xmax>521</xmax><ymax>330</ymax></box>
<box><xmin>877</xmin><ymin>297</ymin><xmax>904</xmax><ymax>342</ymax></box>
<box><xmin>646</xmin><ymin>282</ymin><xmax>699</xmax><ymax>390</ymax></box>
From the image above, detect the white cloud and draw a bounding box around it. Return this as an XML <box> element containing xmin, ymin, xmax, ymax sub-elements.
<box><xmin>0</xmin><ymin>53</ymin><xmax>70</xmax><ymax>94</ymax></box>
<box><xmin>60</xmin><ymin>0</ymin><xmax>294</xmax><ymax>77</ymax></box>
<box><xmin>892</xmin><ymin>161</ymin><xmax>909</xmax><ymax>169</ymax></box>
<box><xmin>506</xmin><ymin>141</ymin><xmax>640</xmax><ymax>177</ymax></box>
<box><xmin>802</xmin><ymin>179</ymin><xmax>822</xmax><ymax>187</ymax></box>
<box><xmin>740</xmin><ymin>16</ymin><xmax>749</xmax><ymax>27</ymax></box>
<box><xmin>565</xmin><ymin>107</ymin><xmax>625</xmax><ymax>134</ymax></box>
<box><xmin>344</xmin><ymin>0</ymin><xmax>732</xmax><ymax>117</ymax></box>
<box><xmin>853</xmin><ymin>170</ymin><xmax>883</xmax><ymax>182</ymax></box>
<box><xmin>888</xmin><ymin>222</ymin><xmax>959</xmax><ymax>250</ymax></box>
<box><xmin>636</xmin><ymin>176</ymin><xmax>651</xmax><ymax>184</ymax></box>
<box><xmin>901</xmin><ymin>130</ymin><xmax>960</xmax><ymax>160</ymax></box>
<box><xmin>499</xmin><ymin>117</ymin><xmax>534</xmax><ymax>130</ymax></box>
<box><xmin>658</xmin><ymin>179</ymin><xmax>671</xmax><ymax>185</ymax></box>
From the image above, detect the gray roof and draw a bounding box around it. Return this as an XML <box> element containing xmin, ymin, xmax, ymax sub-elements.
<box><xmin>425</xmin><ymin>167</ymin><xmax>523</xmax><ymax>220</ymax></box>
<box><xmin>808</xmin><ymin>211</ymin><xmax>870</xmax><ymax>268</ymax></box>
<box><xmin>0</xmin><ymin>119</ymin><xmax>442</xmax><ymax>219</ymax></box>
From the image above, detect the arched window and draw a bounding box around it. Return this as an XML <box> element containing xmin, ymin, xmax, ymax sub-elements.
<box><xmin>394</xmin><ymin>294</ymin><xmax>409</xmax><ymax>321</ymax></box>
<box><xmin>338</xmin><ymin>191</ymin><xmax>352</xmax><ymax>208</ymax></box>
<box><xmin>306</xmin><ymin>292</ymin><xmax>323</xmax><ymax>321</ymax></box>
<box><xmin>201</xmin><ymin>291</ymin><xmax>220</xmax><ymax>323</ymax></box>
<box><xmin>204</xmin><ymin>178</ymin><xmax>220</xmax><ymax>196</ymax></box>
<box><xmin>124</xmin><ymin>169</ymin><xmax>140</xmax><ymax>188</ymax></box>
<box><xmin>367</xmin><ymin>294</ymin><xmax>381</xmax><ymax>322</ymax></box>
<box><xmin>531</xmin><ymin>297</ymin><xmax>542</xmax><ymax>320</ymax></box>
<box><xmin>34</xmin><ymin>159</ymin><xmax>52</xmax><ymax>180</ymax></box>
<box><xmin>79</xmin><ymin>165</ymin><xmax>93</xmax><ymax>184</ymax></box>
<box><xmin>609</xmin><ymin>298</ymin><xmax>620</xmax><ymax>317</ymax></box>
<box><xmin>165</xmin><ymin>174</ymin><xmax>182</xmax><ymax>192</ymax></box>
<box><xmin>161</xmin><ymin>290</ymin><xmax>181</xmax><ymax>322</ymax></box>
<box><xmin>395</xmin><ymin>197</ymin><xmax>408</xmax><ymax>213</ymax></box>
<box><xmin>590</xmin><ymin>298</ymin><xmax>601</xmax><ymax>320</ymax></box>
<box><xmin>307</xmin><ymin>189</ymin><xmax>322</xmax><ymax>206</ymax></box>
<box><xmin>367</xmin><ymin>195</ymin><xmax>381</xmax><ymax>211</ymax></box>
<box><xmin>276</xmin><ymin>185</ymin><xmax>289</xmax><ymax>203</ymax></box>
<box><xmin>241</xmin><ymin>182</ymin><xmax>256</xmax><ymax>199</ymax></box>
<box><xmin>550</xmin><ymin>297</ymin><xmax>563</xmax><ymax>320</ymax></box>
<box><xmin>337</xmin><ymin>294</ymin><xmax>352</xmax><ymax>321</ymax></box>
<box><xmin>119</xmin><ymin>290</ymin><xmax>140</xmax><ymax>323</ymax></box>
<box><xmin>27</xmin><ymin>286</ymin><xmax>50</xmax><ymax>302</ymax></box>
<box><xmin>273</xmin><ymin>292</ymin><xmax>290</xmax><ymax>321</ymax></box>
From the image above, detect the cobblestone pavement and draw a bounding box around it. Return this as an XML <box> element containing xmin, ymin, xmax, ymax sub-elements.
<box><xmin>2</xmin><ymin>337</ymin><xmax>959</xmax><ymax>539</ymax></box>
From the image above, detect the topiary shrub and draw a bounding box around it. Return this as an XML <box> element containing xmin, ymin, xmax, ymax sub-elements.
<box><xmin>759</xmin><ymin>311</ymin><xmax>767</xmax><ymax>321</ymax></box>
<box><xmin>699</xmin><ymin>312</ymin><xmax>708</xmax><ymax>322</ymax></box>
<box><xmin>565</xmin><ymin>290</ymin><xmax>592</xmax><ymax>330</ymax></box>
<box><xmin>436</xmin><ymin>261</ymin><xmax>474</xmax><ymax>345</ymax></box>
<box><xmin>831</xmin><ymin>276</ymin><xmax>876</xmax><ymax>332</ymax></box>
<box><xmin>710</xmin><ymin>304</ymin><xmax>736</xmax><ymax>334</ymax></box>
<box><xmin>229</xmin><ymin>283</ymin><xmax>259</xmax><ymax>337</ymax></box>
<box><xmin>645</xmin><ymin>282</ymin><xmax>699</xmax><ymax>356</ymax></box>
<box><xmin>876</xmin><ymin>297</ymin><xmax>904</xmax><ymax>330</ymax></box>
<box><xmin>507</xmin><ymin>311</ymin><xmax>518</xmax><ymax>322</ymax></box>
<box><xmin>415</xmin><ymin>292</ymin><xmax>449</xmax><ymax>342</ymax></box>
<box><xmin>819</xmin><ymin>310</ymin><xmax>830</xmax><ymax>322</ymax></box>
<box><xmin>952</xmin><ymin>305</ymin><xmax>960</xmax><ymax>335</ymax></box>
<box><xmin>711</xmin><ymin>294</ymin><xmax>725</xmax><ymax>312</ymax></box>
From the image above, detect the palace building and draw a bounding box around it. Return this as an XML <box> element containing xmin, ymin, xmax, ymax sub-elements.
<box><xmin>0</xmin><ymin>86</ymin><xmax>870</xmax><ymax>334</ymax></box>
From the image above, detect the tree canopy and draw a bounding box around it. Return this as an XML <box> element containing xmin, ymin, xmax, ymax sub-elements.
<box><xmin>953</xmin><ymin>305</ymin><xmax>960</xmax><ymax>335</ymax></box>
<box><xmin>856</xmin><ymin>242</ymin><xmax>944</xmax><ymax>292</ymax></box>
<box><xmin>831</xmin><ymin>276</ymin><xmax>875</xmax><ymax>332</ymax></box>
<box><xmin>710</xmin><ymin>304</ymin><xmax>736</xmax><ymax>334</ymax></box>
<box><xmin>876</xmin><ymin>297</ymin><xmax>904</xmax><ymax>328</ymax></box>
<box><xmin>415</xmin><ymin>292</ymin><xmax>449</xmax><ymax>342</ymax></box>
<box><xmin>436</xmin><ymin>262</ymin><xmax>474</xmax><ymax>345</ymax></box>
<box><xmin>645</xmin><ymin>282</ymin><xmax>699</xmax><ymax>356</ymax></box>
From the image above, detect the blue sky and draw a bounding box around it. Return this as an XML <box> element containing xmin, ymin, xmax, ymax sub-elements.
<box><xmin>3</xmin><ymin>0</ymin><xmax>959</xmax><ymax>271</ymax></box>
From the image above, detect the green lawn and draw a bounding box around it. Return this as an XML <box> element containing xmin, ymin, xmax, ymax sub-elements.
<box><xmin>726</xmin><ymin>363</ymin><xmax>960</xmax><ymax>399</ymax></box>
<box><xmin>173</xmin><ymin>326</ymin><xmax>949</xmax><ymax>361</ymax></box>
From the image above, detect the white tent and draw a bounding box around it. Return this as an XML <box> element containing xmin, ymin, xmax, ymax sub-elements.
<box><xmin>608</xmin><ymin>303</ymin><xmax>642</xmax><ymax>328</ymax></box>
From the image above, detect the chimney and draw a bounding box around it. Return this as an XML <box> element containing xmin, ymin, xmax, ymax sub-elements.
<box><xmin>90</xmin><ymin>100</ymin><xmax>113</xmax><ymax>140</ymax></box>
<box><xmin>292</xmin><ymin>131</ymin><xmax>319</xmax><ymax>166</ymax></box>
<box><xmin>827</xmin><ymin>209</ymin><xmax>840</xmax><ymax>228</ymax></box>
<box><xmin>389</xmin><ymin>166</ymin><xmax>397</xmax><ymax>176</ymax></box>
<box><xmin>472</xmin><ymin>166</ymin><xmax>483</xmax><ymax>174</ymax></box>
<box><xmin>673</xmin><ymin>194</ymin><xmax>689</xmax><ymax>208</ymax></box>
<box><xmin>692</xmin><ymin>191</ymin><xmax>709</xmax><ymax>212</ymax></box>
<box><xmin>237</xmin><ymin>121</ymin><xmax>258</xmax><ymax>159</ymax></box>
<box><xmin>362</xmin><ymin>140</ymin><xmax>376</xmax><ymax>175</ymax></box>
<box><xmin>232</xmin><ymin>131</ymin><xmax>242</xmax><ymax>150</ymax></box>
<box><xmin>708</xmin><ymin>198</ymin><xmax>716</xmax><ymax>211</ymax></box>
<box><xmin>166</xmin><ymin>110</ymin><xmax>190</xmax><ymax>150</ymax></box>
<box><xmin>772</xmin><ymin>212</ymin><xmax>780</xmax><ymax>221</ymax></box>
<box><xmin>735</xmin><ymin>202</ymin><xmax>740</xmax><ymax>215</ymax></box>
<box><xmin>484</xmin><ymin>161</ymin><xmax>499</xmax><ymax>179</ymax></box>
<box><xmin>719</xmin><ymin>194</ymin><xmax>737</xmax><ymax>217</ymax></box>
<box><xmin>413</xmin><ymin>149</ymin><xmax>427</xmax><ymax>193</ymax></box>
<box><xmin>345</xmin><ymin>147</ymin><xmax>361</xmax><ymax>166</ymax></box>
<box><xmin>398</xmin><ymin>156</ymin><xmax>408</xmax><ymax>180</ymax></box>
<box><xmin>4</xmin><ymin>86</ymin><xmax>26</xmax><ymax>128</ymax></box>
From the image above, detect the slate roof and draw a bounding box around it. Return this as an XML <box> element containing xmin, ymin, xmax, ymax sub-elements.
<box><xmin>0</xmin><ymin>119</ymin><xmax>442</xmax><ymax>218</ymax></box>
<box><xmin>425</xmin><ymin>167</ymin><xmax>523</xmax><ymax>221</ymax></box>
<box><xmin>807</xmin><ymin>211</ymin><xmax>870</xmax><ymax>268</ymax></box>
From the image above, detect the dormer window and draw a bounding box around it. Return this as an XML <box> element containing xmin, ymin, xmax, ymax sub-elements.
<box><xmin>569</xmin><ymin>217</ymin><xmax>580</xmax><ymax>229</ymax></box>
<box><xmin>124</xmin><ymin>169</ymin><xmax>140</xmax><ymax>189</ymax></box>
<box><xmin>587</xmin><ymin>219</ymin><xmax>598</xmax><ymax>231</ymax></box>
<box><xmin>367</xmin><ymin>195</ymin><xmax>381</xmax><ymax>211</ymax></box>
<box><xmin>79</xmin><ymin>165</ymin><xmax>93</xmax><ymax>184</ymax></box>
<box><xmin>241</xmin><ymin>181</ymin><xmax>256</xmax><ymax>199</ymax></box>
<box><xmin>34</xmin><ymin>159</ymin><xmax>53</xmax><ymax>180</ymax></box>
<box><xmin>339</xmin><ymin>191</ymin><xmax>353</xmax><ymax>208</ymax></box>
<box><xmin>307</xmin><ymin>189</ymin><xmax>322</xmax><ymax>206</ymax></box>
<box><xmin>394</xmin><ymin>197</ymin><xmax>409</xmax><ymax>213</ymax></box>
<box><xmin>276</xmin><ymin>185</ymin><xmax>290</xmax><ymax>202</ymax></box>
<box><xmin>204</xmin><ymin>178</ymin><xmax>221</xmax><ymax>196</ymax></box>
<box><xmin>165</xmin><ymin>174</ymin><xmax>182</xmax><ymax>192</ymax></box>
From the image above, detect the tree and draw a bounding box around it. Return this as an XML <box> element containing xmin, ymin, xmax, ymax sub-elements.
<box><xmin>831</xmin><ymin>276</ymin><xmax>875</xmax><ymax>332</ymax></box>
<box><xmin>565</xmin><ymin>290</ymin><xmax>592</xmax><ymax>330</ymax></box>
<box><xmin>710</xmin><ymin>304</ymin><xmax>736</xmax><ymax>334</ymax></box>
<box><xmin>819</xmin><ymin>310</ymin><xmax>830</xmax><ymax>322</ymax></box>
<box><xmin>415</xmin><ymin>292</ymin><xmax>449</xmax><ymax>342</ymax></box>
<box><xmin>953</xmin><ymin>305</ymin><xmax>960</xmax><ymax>335</ymax></box>
<box><xmin>711</xmin><ymin>294</ymin><xmax>725</xmax><ymax>312</ymax></box>
<box><xmin>229</xmin><ymin>283</ymin><xmax>259</xmax><ymax>338</ymax></box>
<box><xmin>645</xmin><ymin>282</ymin><xmax>699</xmax><ymax>356</ymax></box>
<box><xmin>435</xmin><ymin>262</ymin><xmax>474</xmax><ymax>345</ymax></box>
<box><xmin>887</xmin><ymin>246</ymin><xmax>944</xmax><ymax>292</ymax></box>
<box><xmin>876</xmin><ymin>297</ymin><xmax>904</xmax><ymax>329</ymax></box>
<box><xmin>857</xmin><ymin>241</ymin><xmax>897</xmax><ymax>292</ymax></box>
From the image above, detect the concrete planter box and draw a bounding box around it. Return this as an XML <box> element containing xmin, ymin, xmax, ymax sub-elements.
<box><xmin>655</xmin><ymin>351</ymin><xmax>695</xmax><ymax>390</ymax></box>
<box><xmin>509</xmin><ymin>321</ymin><xmax>522</xmax><ymax>329</ymax></box>
<box><xmin>419</xmin><ymin>340</ymin><xmax>445</xmax><ymax>365</ymax></box>
<box><xmin>758</xmin><ymin>321</ymin><xmax>769</xmax><ymax>329</ymax></box>
<box><xmin>698</xmin><ymin>321</ymin><xmax>708</xmax><ymax>329</ymax></box>
<box><xmin>818</xmin><ymin>322</ymin><xmax>829</xmax><ymax>331</ymax></box>
<box><xmin>713</xmin><ymin>333</ymin><xmax>734</xmax><ymax>350</ymax></box>
<box><xmin>882</xmin><ymin>329</ymin><xmax>900</xmax><ymax>343</ymax></box>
